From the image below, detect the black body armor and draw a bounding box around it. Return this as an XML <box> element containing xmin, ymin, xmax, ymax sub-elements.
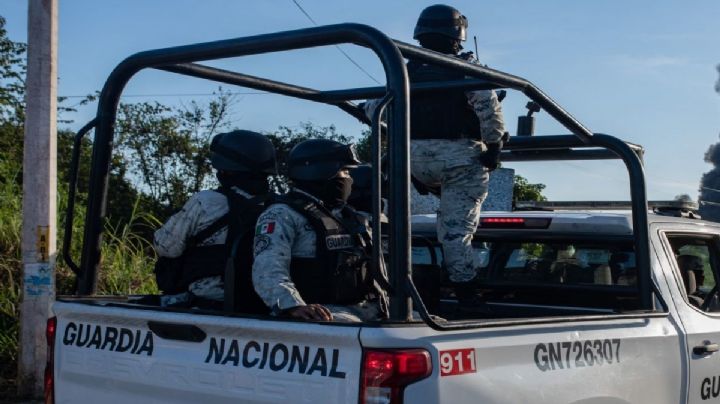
<box><xmin>281</xmin><ymin>192</ymin><xmax>375</xmax><ymax>306</ymax></box>
<box><xmin>407</xmin><ymin>57</ymin><xmax>481</xmax><ymax>140</ymax></box>
<box><xmin>154</xmin><ymin>188</ymin><xmax>268</xmax><ymax>313</ymax></box>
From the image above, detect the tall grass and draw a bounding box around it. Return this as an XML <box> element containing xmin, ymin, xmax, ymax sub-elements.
<box><xmin>97</xmin><ymin>200</ymin><xmax>160</xmax><ymax>295</ymax></box>
<box><xmin>0</xmin><ymin>159</ymin><xmax>22</xmax><ymax>397</ymax></box>
<box><xmin>0</xmin><ymin>167</ymin><xmax>161</xmax><ymax>396</ymax></box>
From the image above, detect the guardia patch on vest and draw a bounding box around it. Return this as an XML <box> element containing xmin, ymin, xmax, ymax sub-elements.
<box><xmin>255</xmin><ymin>222</ymin><xmax>275</xmax><ymax>235</ymax></box>
<box><xmin>325</xmin><ymin>234</ymin><xmax>353</xmax><ymax>250</ymax></box>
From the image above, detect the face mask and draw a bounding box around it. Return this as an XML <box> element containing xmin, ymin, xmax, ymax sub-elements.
<box><xmin>323</xmin><ymin>176</ymin><xmax>353</xmax><ymax>208</ymax></box>
<box><xmin>296</xmin><ymin>176</ymin><xmax>353</xmax><ymax>208</ymax></box>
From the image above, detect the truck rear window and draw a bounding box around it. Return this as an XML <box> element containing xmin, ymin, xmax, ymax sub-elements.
<box><xmin>412</xmin><ymin>237</ymin><xmax>640</xmax><ymax>316</ymax></box>
<box><xmin>490</xmin><ymin>241</ymin><xmax>636</xmax><ymax>287</ymax></box>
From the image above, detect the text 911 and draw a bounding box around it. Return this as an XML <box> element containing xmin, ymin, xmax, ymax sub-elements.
<box><xmin>439</xmin><ymin>348</ymin><xmax>477</xmax><ymax>376</ymax></box>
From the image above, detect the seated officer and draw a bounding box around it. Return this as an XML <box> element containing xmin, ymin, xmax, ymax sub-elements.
<box><xmin>252</xmin><ymin>139</ymin><xmax>387</xmax><ymax>322</ymax></box>
<box><xmin>677</xmin><ymin>254</ymin><xmax>705</xmax><ymax>307</ymax></box>
<box><xmin>154</xmin><ymin>130</ymin><xmax>276</xmax><ymax>311</ymax></box>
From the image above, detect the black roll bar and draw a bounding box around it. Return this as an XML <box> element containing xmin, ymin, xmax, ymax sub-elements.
<box><xmin>371</xmin><ymin>94</ymin><xmax>393</xmax><ymax>319</ymax></box>
<box><xmin>75</xmin><ymin>23</ymin><xmax>654</xmax><ymax>326</ymax></box>
<box><xmin>156</xmin><ymin>63</ymin><xmax>371</xmax><ymax>125</ymax></box>
<box><xmin>393</xmin><ymin>40</ymin><xmax>594</xmax><ymax>143</ymax></box>
<box><xmin>63</xmin><ymin>118</ymin><xmax>97</xmax><ymax>275</ymax></box>
<box><xmin>156</xmin><ymin>63</ymin><xmax>501</xmax><ymax>119</ymax></box>
<box><xmin>502</xmin><ymin>149</ymin><xmax>624</xmax><ymax>162</ymax></box>
<box><xmin>77</xmin><ymin>24</ymin><xmax>414</xmax><ymax>322</ymax></box>
<box><xmin>409</xmin><ymin>134</ymin><xmax>657</xmax><ymax>331</ymax></box>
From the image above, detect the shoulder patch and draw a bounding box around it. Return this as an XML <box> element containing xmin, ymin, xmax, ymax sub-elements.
<box><xmin>256</xmin><ymin>222</ymin><xmax>275</xmax><ymax>235</ymax></box>
<box><xmin>254</xmin><ymin>235</ymin><xmax>271</xmax><ymax>256</ymax></box>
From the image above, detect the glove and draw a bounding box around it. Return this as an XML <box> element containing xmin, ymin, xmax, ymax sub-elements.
<box><xmin>479</xmin><ymin>143</ymin><xmax>502</xmax><ymax>171</ymax></box>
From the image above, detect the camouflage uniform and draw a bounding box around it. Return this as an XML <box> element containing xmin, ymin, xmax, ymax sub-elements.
<box><xmin>252</xmin><ymin>189</ymin><xmax>383</xmax><ymax>322</ymax></box>
<box><xmin>364</xmin><ymin>53</ymin><xmax>505</xmax><ymax>283</ymax></box>
<box><xmin>154</xmin><ymin>187</ymin><xmax>253</xmax><ymax>304</ymax></box>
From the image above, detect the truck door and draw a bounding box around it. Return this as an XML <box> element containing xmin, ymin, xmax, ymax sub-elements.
<box><xmin>658</xmin><ymin>231</ymin><xmax>720</xmax><ymax>403</ymax></box>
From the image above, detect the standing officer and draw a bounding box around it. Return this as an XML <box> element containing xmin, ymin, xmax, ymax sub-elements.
<box><xmin>154</xmin><ymin>130</ymin><xmax>276</xmax><ymax>311</ymax></box>
<box><xmin>252</xmin><ymin>139</ymin><xmax>386</xmax><ymax>322</ymax></box>
<box><xmin>364</xmin><ymin>4</ymin><xmax>506</xmax><ymax>305</ymax></box>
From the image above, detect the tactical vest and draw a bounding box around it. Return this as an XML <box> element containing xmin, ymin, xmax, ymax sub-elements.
<box><xmin>154</xmin><ymin>188</ymin><xmax>267</xmax><ymax>311</ymax></box>
<box><xmin>407</xmin><ymin>56</ymin><xmax>481</xmax><ymax>140</ymax></box>
<box><xmin>281</xmin><ymin>192</ymin><xmax>375</xmax><ymax>305</ymax></box>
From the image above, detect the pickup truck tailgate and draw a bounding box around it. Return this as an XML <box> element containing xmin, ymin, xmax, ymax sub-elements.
<box><xmin>359</xmin><ymin>315</ymin><xmax>683</xmax><ymax>404</ymax></box>
<box><xmin>53</xmin><ymin>301</ymin><xmax>362</xmax><ymax>404</ymax></box>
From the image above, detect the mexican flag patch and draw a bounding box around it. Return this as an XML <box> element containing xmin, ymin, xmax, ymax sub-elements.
<box><xmin>255</xmin><ymin>222</ymin><xmax>275</xmax><ymax>235</ymax></box>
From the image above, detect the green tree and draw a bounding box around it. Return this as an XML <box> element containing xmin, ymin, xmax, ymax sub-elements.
<box><xmin>0</xmin><ymin>16</ymin><xmax>26</xmax><ymax>129</ymax></box>
<box><xmin>114</xmin><ymin>89</ymin><xmax>234</xmax><ymax>216</ymax></box>
<box><xmin>0</xmin><ymin>16</ymin><xmax>153</xmax><ymax>395</ymax></box>
<box><xmin>513</xmin><ymin>175</ymin><xmax>547</xmax><ymax>202</ymax></box>
<box><xmin>0</xmin><ymin>18</ymin><xmax>28</xmax><ymax>395</ymax></box>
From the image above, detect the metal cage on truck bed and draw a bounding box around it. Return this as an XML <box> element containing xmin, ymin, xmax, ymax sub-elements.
<box><xmin>62</xmin><ymin>23</ymin><xmax>660</xmax><ymax>329</ymax></box>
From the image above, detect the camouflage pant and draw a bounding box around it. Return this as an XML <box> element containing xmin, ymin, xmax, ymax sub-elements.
<box><xmin>325</xmin><ymin>300</ymin><xmax>382</xmax><ymax>322</ymax></box>
<box><xmin>411</xmin><ymin>139</ymin><xmax>489</xmax><ymax>283</ymax></box>
<box><xmin>160</xmin><ymin>276</ymin><xmax>224</xmax><ymax>307</ymax></box>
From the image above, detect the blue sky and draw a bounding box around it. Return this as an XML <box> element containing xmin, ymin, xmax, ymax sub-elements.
<box><xmin>3</xmin><ymin>0</ymin><xmax>719</xmax><ymax>201</ymax></box>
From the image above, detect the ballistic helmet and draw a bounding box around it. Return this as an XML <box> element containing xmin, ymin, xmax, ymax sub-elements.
<box><xmin>288</xmin><ymin>139</ymin><xmax>361</xmax><ymax>181</ymax></box>
<box><xmin>210</xmin><ymin>130</ymin><xmax>277</xmax><ymax>174</ymax></box>
<box><xmin>413</xmin><ymin>4</ymin><xmax>468</xmax><ymax>41</ymax></box>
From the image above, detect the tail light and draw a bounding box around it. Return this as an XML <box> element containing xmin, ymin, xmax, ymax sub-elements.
<box><xmin>480</xmin><ymin>217</ymin><xmax>551</xmax><ymax>229</ymax></box>
<box><xmin>360</xmin><ymin>349</ymin><xmax>431</xmax><ymax>404</ymax></box>
<box><xmin>44</xmin><ymin>317</ymin><xmax>56</xmax><ymax>404</ymax></box>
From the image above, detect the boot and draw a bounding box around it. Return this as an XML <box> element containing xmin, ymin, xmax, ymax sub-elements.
<box><xmin>452</xmin><ymin>280</ymin><xmax>485</xmax><ymax>308</ymax></box>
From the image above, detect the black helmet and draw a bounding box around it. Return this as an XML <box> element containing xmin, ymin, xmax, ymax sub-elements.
<box><xmin>210</xmin><ymin>130</ymin><xmax>277</xmax><ymax>174</ymax></box>
<box><xmin>288</xmin><ymin>139</ymin><xmax>361</xmax><ymax>181</ymax></box>
<box><xmin>413</xmin><ymin>4</ymin><xmax>468</xmax><ymax>41</ymax></box>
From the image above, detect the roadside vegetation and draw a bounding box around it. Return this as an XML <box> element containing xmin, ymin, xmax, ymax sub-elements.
<box><xmin>0</xmin><ymin>14</ymin><xmax>546</xmax><ymax>397</ymax></box>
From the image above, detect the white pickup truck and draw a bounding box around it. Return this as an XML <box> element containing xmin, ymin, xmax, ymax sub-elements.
<box><xmin>50</xmin><ymin>206</ymin><xmax>720</xmax><ymax>403</ymax></box>
<box><xmin>47</xmin><ymin>23</ymin><xmax>720</xmax><ymax>404</ymax></box>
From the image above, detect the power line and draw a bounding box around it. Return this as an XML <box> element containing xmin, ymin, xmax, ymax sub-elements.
<box><xmin>290</xmin><ymin>0</ymin><xmax>381</xmax><ymax>85</ymax></box>
<box><xmin>291</xmin><ymin>0</ymin><xmax>318</xmax><ymax>25</ymax></box>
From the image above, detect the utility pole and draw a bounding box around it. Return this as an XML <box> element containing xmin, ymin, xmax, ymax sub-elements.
<box><xmin>18</xmin><ymin>0</ymin><xmax>58</xmax><ymax>398</ymax></box>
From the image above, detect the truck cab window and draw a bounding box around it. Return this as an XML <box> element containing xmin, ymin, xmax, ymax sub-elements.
<box><xmin>667</xmin><ymin>235</ymin><xmax>720</xmax><ymax>312</ymax></box>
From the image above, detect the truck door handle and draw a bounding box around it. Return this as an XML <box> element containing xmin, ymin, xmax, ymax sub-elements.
<box><xmin>148</xmin><ymin>321</ymin><xmax>206</xmax><ymax>343</ymax></box>
<box><xmin>693</xmin><ymin>343</ymin><xmax>719</xmax><ymax>356</ymax></box>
